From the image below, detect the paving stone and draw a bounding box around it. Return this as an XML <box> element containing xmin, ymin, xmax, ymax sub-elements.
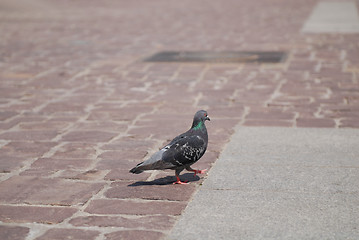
<box><xmin>60</xmin><ymin>169</ymin><xmax>109</xmax><ymax>181</ymax></box>
<box><xmin>98</xmin><ymin>150</ymin><xmax>148</xmax><ymax>162</ymax></box>
<box><xmin>0</xmin><ymin>111</ymin><xmax>18</xmax><ymax>121</ymax></box>
<box><xmin>101</xmin><ymin>137</ymin><xmax>157</xmax><ymax>151</ymax></box>
<box><xmin>0</xmin><ymin>205</ymin><xmax>77</xmax><ymax>224</ymax></box>
<box><xmin>0</xmin><ymin>156</ymin><xmax>27</xmax><ymax>173</ymax></box>
<box><xmin>51</xmin><ymin>142</ymin><xmax>97</xmax><ymax>159</ymax></box>
<box><xmin>105</xmin><ymin>230</ymin><xmax>165</xmax><ymax>240</ymax></box>
<box><xmin>126</xmin><ymin>118</ymin><xmax>189</xmax><ymax>140</ymax></box>
<box><xmin>40</xmin><ymin>102</ymin><xmax>88</xmax><ymax>114</ymax></box>
<box><xmin>198</xmin><ymin>150</ymin><xmax>220</xmax><ymax>164</ymax></box>
<box><xmin>73</xmin><ymin>121</ymin><xmax>128</xmax><ymax>132</ymax></box>
<box><xmin>127</xmin><ymin>125</ymin><xmax>171</xmax><ymax>140</ymax></box>
<box><xmin>96</xmin><ymin>158</ymin><xmax>137</xmax><ymax>171</ymax></box>
<box><xmin>36</xmin><ymin>228</ymin><xmax>100</xmax><ymax>240</ymax></box>
<box><xmin>153</xmin><ymin>104</ymin><xmax>198</xmax><ymax>117</ymax></box>
<box><xmin>209</xmin><ymin>107</ymin><xmax>244</xmax><ymax>119</ymax></box>
<box><xmin>30</xmin><ymin>158</ymin><xmax>93</xmax><ymax>171</ymax></box>
<box><xmin>61</xmin><ymin>130</ymin><xmax>118</xmax><ymax>143</ymax></box>
<box><xmin>105</xmin><ymin>181</ymin><xmax>196</xmax><ymax>201</ymax></box>
<box><xmin>104</xmin><ymin>169</ymin><xmax>151</xmax><ymax>181</ymax></box>
<box><xmin>87</xmin><ymin>105</ymin><xmax>152</xmax><ymax>121</ymax></box>
<box><xmin>207</xmin><ymin>127</ymin><xmax>233</xmax><ymax>146</ymax></box>
<box><xmin>246</xmin><ymin>109</ymin><xmax>296</xmax><ymax>121</ymax></box>
<box><xmin>0</xmin><ymin>141</ymin><xmax>57</xmax><ymax>158</ymax></box>
<box><xmin>70</xmin><ymin>215</ymin><xmax>176</xmax><ymax>230</ymax></box>
<box><xmin>243</xmin><ymin>119</ymin><xmax>294</xmax><ymax>127</ymax></box>
<box><xmin>85</xmin><ymin>199</ymin><xmax>186</xmax><ymax>215</ymax></box>
<box><xmin>340</xmin><ymin>118</ymin><xmax>359</xmax><ymax>128</ymax></box>
<box><xmin>0</xmin><ymin>176</ymin><xmax>104</xmax><ymax>205</ymax></box>
<box><xmin>18</xmin><ymin>121</ymin><xmax>70</xmax><ymax>131</ymax></box>
<box><xmin>296</xmin><ymin>117</ymin><xmax>336</xmax><ymax>128</ymax></box>
<box><xmin>50</xmin><ymin>111</ymin><xmax>84</xmax><ymax>119</ymax></box>
<box><xmin>0</xmin><ymin>130</ymin><xmax>59</xmax><ymax>141</ymax></box>
<box><xmin>143</xmin><ymin>112</ymin><xmax>194</xmax><ymax>123</ymax></box>
<box><xmin>0</xmin><ymin>225</ymin><xmax>29</xmax><ymax>240</ymax></box>
<box><xmin>0</xmin><ymin>118</ymin><xmax>21</xmax><ymax>130</ymax></box>
<box><xmin>48</xmin><ymin>116</ymin><xmax>80</xmax><ymax>123</ymax></box>
<box><xmin>19</xmin><ymin>168</ymin><xmax>59</xmax><ymax>177</ymax></box>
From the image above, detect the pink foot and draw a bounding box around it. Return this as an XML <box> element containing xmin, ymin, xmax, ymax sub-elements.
<box><xmin>173</xmin><ymin>180</ymin><xmax>189</xmax><ymax>185</ymax></box>
<box><xmin>191</xmin><ymin>169</ymin><xmax>207</xmax><ymax>176</ymax></box>
<box><xmin>173</xmin><ymin>176</ymin><xmax>189</xmax><ymax>185</ymax></box>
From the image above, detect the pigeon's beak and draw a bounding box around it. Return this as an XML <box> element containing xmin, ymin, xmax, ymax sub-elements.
<box><xmin>205</xmin><ymin>116</ymin><xmax>211</xmax><ymax>121</ymax></box>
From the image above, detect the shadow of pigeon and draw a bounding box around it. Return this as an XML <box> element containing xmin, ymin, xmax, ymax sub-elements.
<box><xmin>128</xmin><ymin>173</ymin><xmax>200</xmax><ymax>186</ymax></box>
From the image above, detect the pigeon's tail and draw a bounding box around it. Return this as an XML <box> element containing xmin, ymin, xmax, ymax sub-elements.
<box><xmin>129</xmin><ymin>162</ymin><xmax>144</xmax><ymax>174</ymax></box>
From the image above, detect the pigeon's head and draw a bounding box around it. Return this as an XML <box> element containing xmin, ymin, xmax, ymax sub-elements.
<box><xmin>194</xmin><ymin>110</ymin><xmax>210</xmax><ymax>122</ymax></box>
<box><xmin>191</xmin><ymin>110</ymin><xmax>210</xmax><ymax>130</ymax></box>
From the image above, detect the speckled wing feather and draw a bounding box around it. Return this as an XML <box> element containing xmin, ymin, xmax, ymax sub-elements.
<box><xmin>162</xmin><ymin>134</ymin><xmax>207</xmax><ymax>167</ymax></box>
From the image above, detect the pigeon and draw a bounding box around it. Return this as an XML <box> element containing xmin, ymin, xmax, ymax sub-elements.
<box><xmin>130</xmin><ymin>110</ymin><xmax>210</xmax><ymax>184</ymax></box>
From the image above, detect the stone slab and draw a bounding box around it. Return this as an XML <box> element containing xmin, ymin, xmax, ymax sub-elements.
<box><xmin>169</xmin><ymin>127</ymin><xmax>359</xmax><ymax>240</ymax></box>
<box><xmin>302</xmin><ymin>1</ymin><xmax>359</xmax><ymax>33</ymax></box>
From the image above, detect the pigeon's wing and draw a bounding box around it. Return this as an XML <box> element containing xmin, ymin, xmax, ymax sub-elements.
<box><xmin>130</xmin><ymin>128</ymin><xmax>207</xmax><ymax>174</ymax></box>
<box><xmin>162</xmin><ymin>134</ymin><xmax>206</xmax><ymax>167</ymax></box>
<box><xmin>130</xmin><ymin>146</ymin><xmax>177</xmax><ymax>173</ymax></box>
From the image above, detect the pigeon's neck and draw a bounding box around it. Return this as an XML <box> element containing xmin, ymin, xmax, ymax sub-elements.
<box><xmin>192</xmin><ymin>120</ymin><xmax>204</xmax><ymax>130</ymax></box>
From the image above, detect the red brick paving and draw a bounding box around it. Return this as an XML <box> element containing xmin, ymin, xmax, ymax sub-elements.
<box><xmin>35</xmin><ymin>229</ymin><xmax>100</xmax><ymax>240</ymax></box>
<box><xmin>0</xmin><ymin>0</ymin><xmax>358</xmax><ymax>239</ymax></box>
<box><xmin>0</xmin><ymin>205</ymin><xmax>77</xmax><ymax>224</ymax></box>
<box><xmin>105</xmin><ymin>230</ymin><xmax>165</xmax><ymax>240</ymax></box>
<box><xmin>0</xmin><ymin>226</ymin><xmax>30</xmax><ymax>240</ymax></box>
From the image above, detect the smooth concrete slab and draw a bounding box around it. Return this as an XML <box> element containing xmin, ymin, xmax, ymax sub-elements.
<box><xmin>302</xmin><ymin>1</ymin><xmax>359</xmax><ymax>33</ymax></box>
<box><xmin>169</xmin><ymin>127</ymin><xmax>359</xmax><ymax>240</ymax></box>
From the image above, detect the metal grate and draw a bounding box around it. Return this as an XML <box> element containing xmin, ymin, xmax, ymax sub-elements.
<box><xmin>143</xmin><ymin>51</ymin><xmax>287</xmax><ymax>63</ymax></box>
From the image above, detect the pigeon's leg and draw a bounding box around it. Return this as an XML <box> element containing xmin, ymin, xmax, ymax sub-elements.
<box><xmin>185</xmin><ymin>166</ymin><xmax>207</xmax><ymax>176</ymax></box>
<box><xmin>173</xmin><ymin>168</ymin><xmax>188</xmax><ymax>184</ymax></box>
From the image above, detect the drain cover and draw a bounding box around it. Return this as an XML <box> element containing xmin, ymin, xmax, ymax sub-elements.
<box><xmin>143</xmin><ymin>51</ymin><xmax>286</xmax><ymax>63</ymax></box>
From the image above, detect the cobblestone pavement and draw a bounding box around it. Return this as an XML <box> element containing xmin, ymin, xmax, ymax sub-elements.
<box><xmin>0</xmin><ymin>0</ymin><xmax>358</xmax><ymax>239</ymax></box>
